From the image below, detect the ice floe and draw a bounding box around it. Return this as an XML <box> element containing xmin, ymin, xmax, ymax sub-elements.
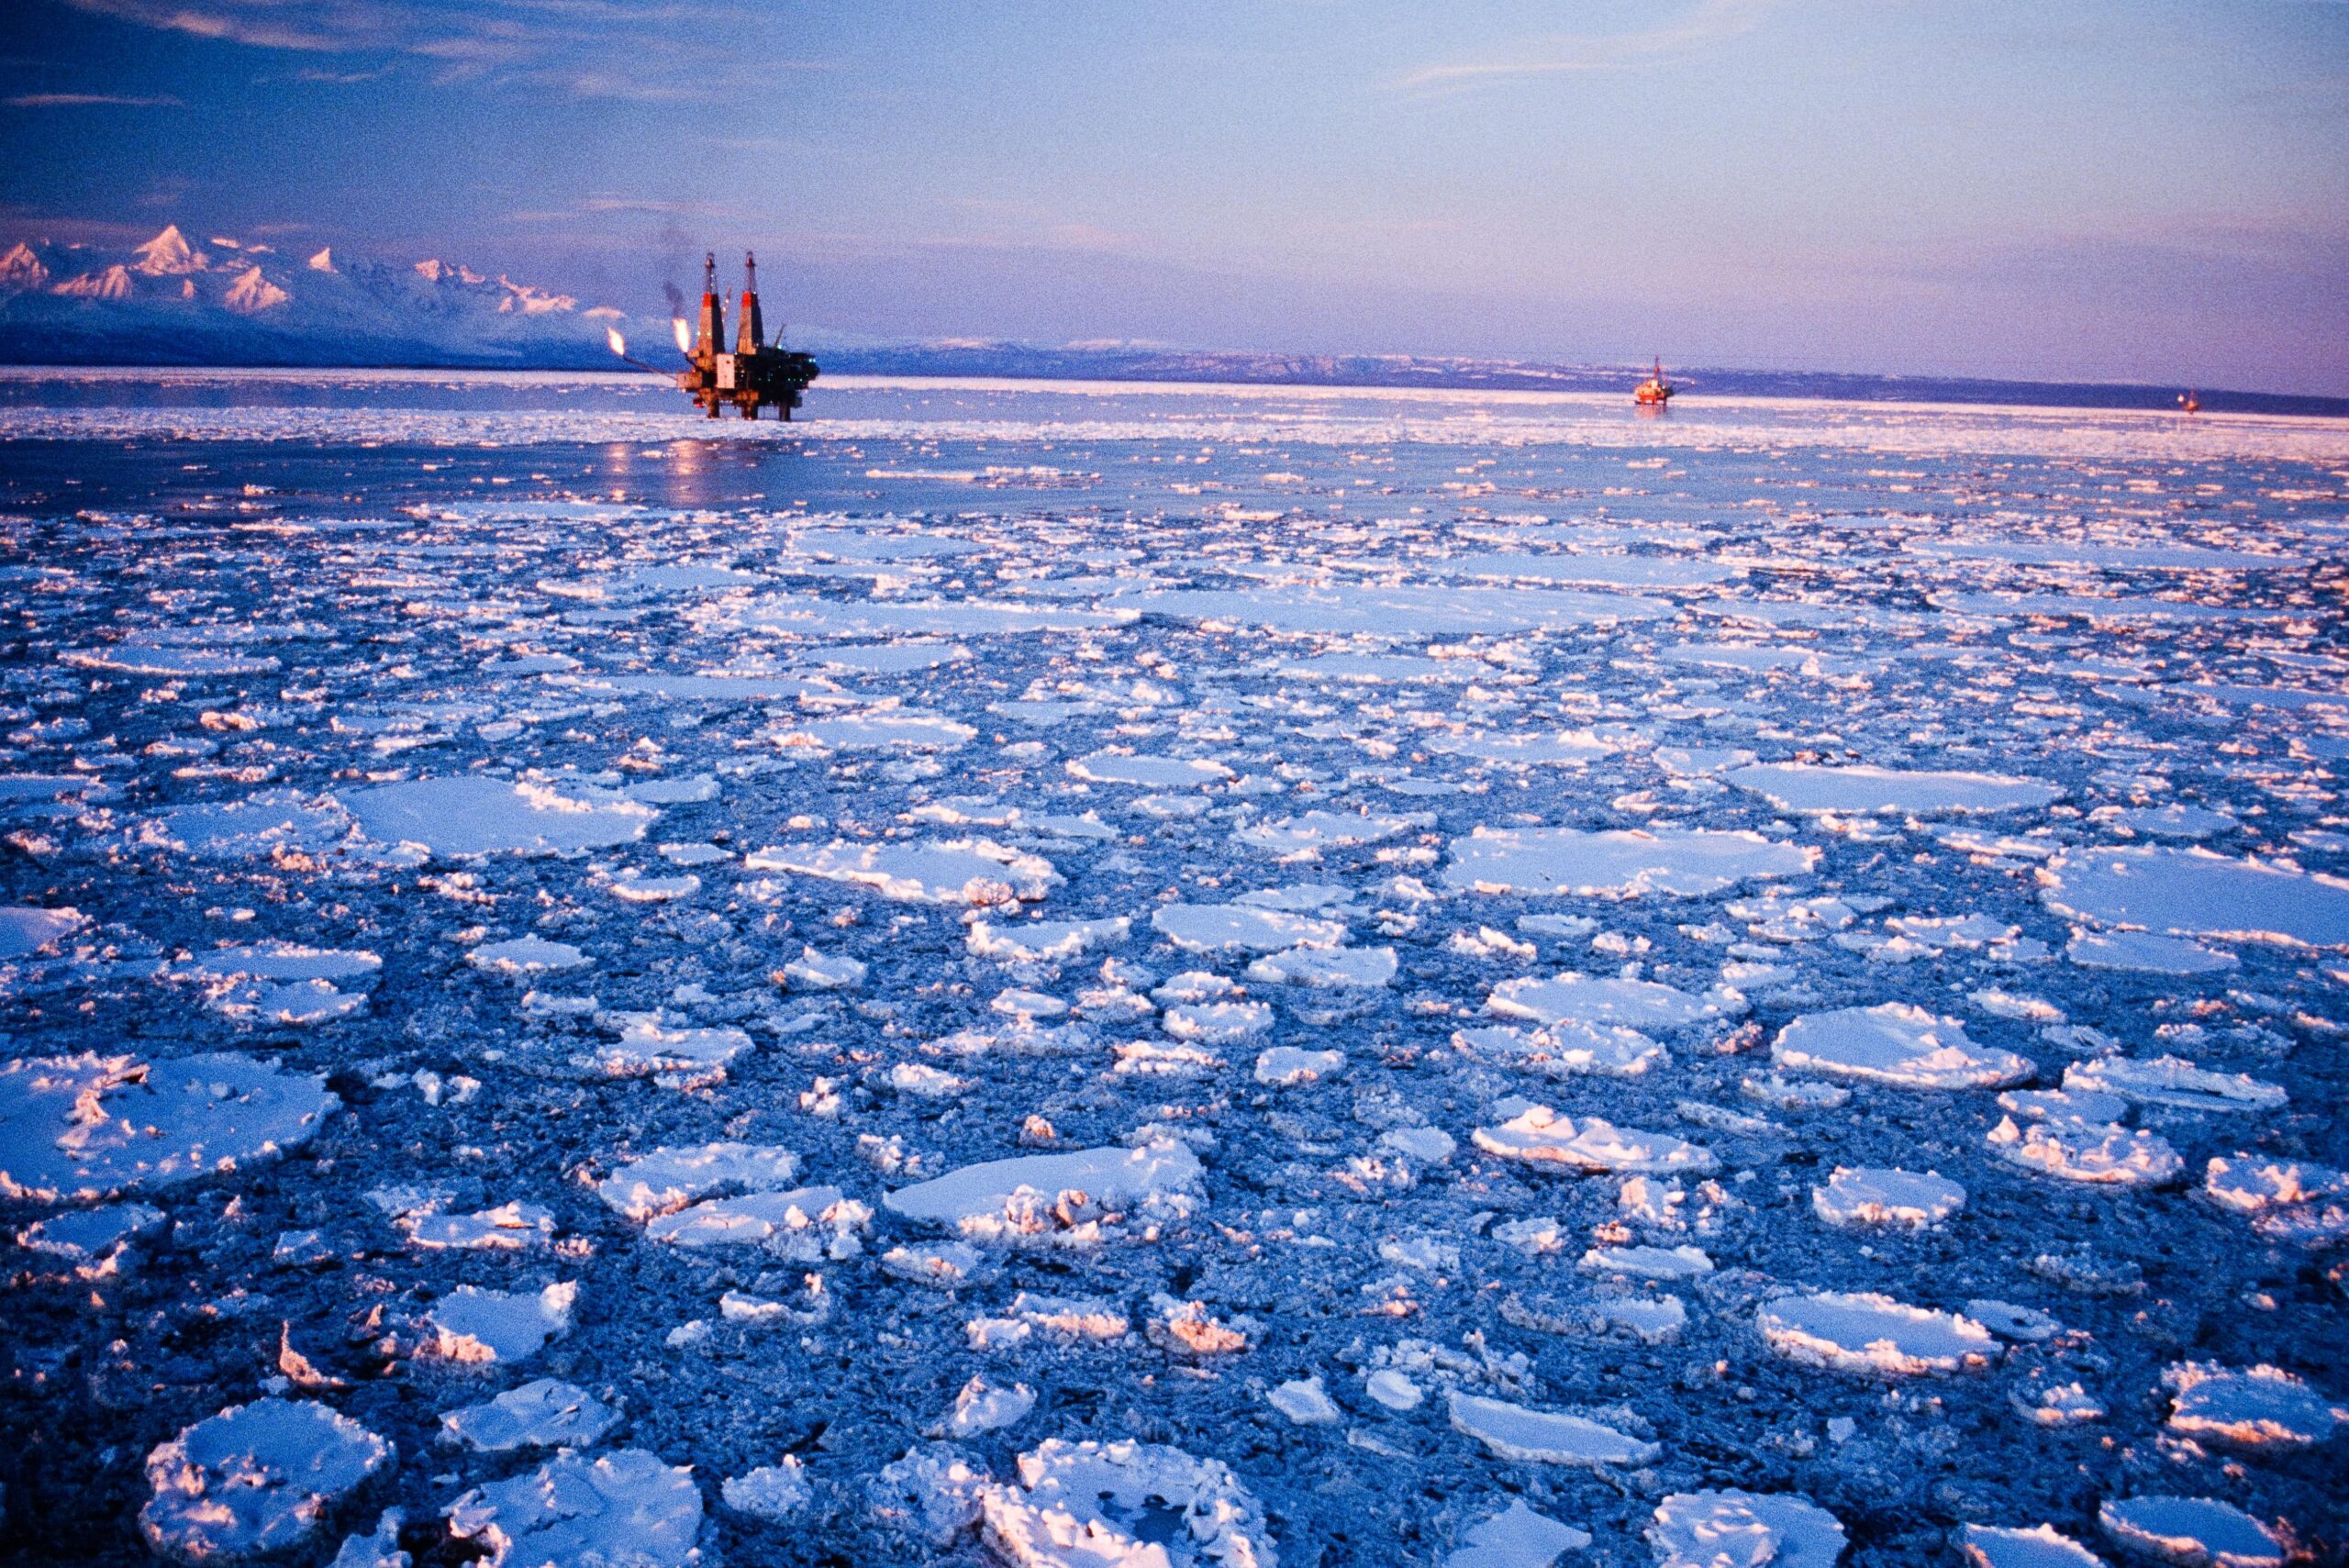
<box><xmin>977</xmin><ymin>1438</ymin><xmax>1277</xmax><ymax>1568</ymax></box>
<box><xmin>1648</xmin><ymin>1490</ymin><xmax>1845</xmax><ymax>1568</ymax></box>
<box><xmin>2042</xmin><ymin>846</ymin><xmax>2349</xmax><ymax>949</ymax></box>
<box><xmin>1725</xmin><ymin>762</ymin><xmax>2062</xmax><ymax>816</ymax></box>
<box><xmin>2096</xmin><ymin>1496</ymin><xmax>2285</xmax><ymax>1568</ymax></box>
<box><xmin>1770</xmin><ymin>1004</ymin><xmax>2034</xmax><ymax>1090</ymax></box>
<box><xmin>0</xmin><ymin>1052</ymin><xmax>335</xmax><ymax>1201</ymax></box>
<box><xmin>1812</xmin><ymin>1166</ymin><xmax>1967</xmax><ymax>1229</ymax></box>
<box><xmin>1756</xmin><ymin>1291</ymin><xmax>1996</xmax><ymax>1375</ymax></box>
<box><xmin>1444</xmin><ymin>826</ymin><xmax>1815</xmax><ymax>897</ymax></box>
<box><xmin>440</xmin><ymin>1378</ymin><xmax>620</xmax><ymax>1452</ymax></box>
<box><xmin>448</xmin><ymin>1448</ymin><xmax>702</xmax><ymax>1568</ymax></box>
<box><xmin>420</xmin><ymin>1281</ymin><xmax>576</xmax><ymax>1364</ymax></box>
<box><xmin>339</xmin><ymin>774</ymin><xmax>653</xmax><ymax>857</ymax></box>
<box><xmin>1473</xmin><ymin>1106</ymin><xmax>1716</xmax><ymax>1175</ymax></box>
<box><xmin>884</xmin><ymin>1140</ymin><xmax>1205</xmax><ymax>1247</ymax></box>
<box><xmin>141</xmin><ymin>1398</ymin><xmax>392</xmax><ymax>1563</ymax></box>
<box><xmin>748</xmin><ymin>837</ymin><xmax>1062</xmax><ymax>905</ymax></box>
<box><xmin>1447</xmin><ymin>1392</ymin><xmax>1661</xmax><ymax>1466</ymax></box>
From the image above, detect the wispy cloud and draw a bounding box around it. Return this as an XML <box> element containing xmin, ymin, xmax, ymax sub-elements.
<box><xmin>6</xmin><ymin>91</ymin><xmax>183</xmax><ymax>106</ymax></box>
<box><xmin>1397</xmin><ymin>0</ymin><xmax>1773</xmax><ymax>91</ymax></box>
<box><xmin>54</xmin><ymin>0</ymin><xmax>817</xmax><ymax>100</ymax></box>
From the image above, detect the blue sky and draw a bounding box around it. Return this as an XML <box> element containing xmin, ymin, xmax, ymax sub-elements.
<box><xmin>2</xmin><ymin>0</ymin><xmax>2344</xmax><ymax>392</ymax></box>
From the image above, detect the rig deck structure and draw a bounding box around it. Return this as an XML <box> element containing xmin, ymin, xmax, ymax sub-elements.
<box><xmin>678</xmin><ymin>251</ymin><xmax>818</xmax><ymax>419</ymax></box>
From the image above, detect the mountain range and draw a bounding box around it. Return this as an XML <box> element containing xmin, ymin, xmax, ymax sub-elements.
<box><xmin>4</xmin><ymin>226</ymin><xmax>2342</xmax><ymax>417</ymax></box>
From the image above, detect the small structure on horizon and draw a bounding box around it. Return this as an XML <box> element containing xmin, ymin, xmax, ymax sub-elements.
<box><xmin>1635</xmin><ymin>357</ymin><xmax>1675</xmax><ymax>406</ymax></box>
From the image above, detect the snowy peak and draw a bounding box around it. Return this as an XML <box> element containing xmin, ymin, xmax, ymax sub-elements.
<box><xmin>0</xmin><ymin>242</ymin><xmax>48</xmax><ymax>290</ymax></box>
<box><xmin>53</xmin><ymin>264</ymin><xmax>134</xmax><ymax>301</ymax></box>
<box><xmin>223</xmin><ymin>265</ymin><xmax>290</xmax><ymax>315</ymax></box>
<box><xmin>0</xmin><ymin>220</ymin><xmax>629</xmax><ymax>368</ymax></box>
<box><xmin>132</xmin><ymin>225</ymin><xmax>208</xmax><ymax>277</ymax></box>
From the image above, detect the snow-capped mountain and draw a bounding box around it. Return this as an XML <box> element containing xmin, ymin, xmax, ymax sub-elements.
<box><xmin>0</xmin><ymin>225</ymin><xmax>629</xmax><ymax>368</ymax></box>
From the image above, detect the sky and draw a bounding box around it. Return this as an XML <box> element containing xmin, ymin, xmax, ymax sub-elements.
<box><xmin>1</xmin><ymin>0</ymin><xmax>2345</xmax><ymax>394</ymax></box>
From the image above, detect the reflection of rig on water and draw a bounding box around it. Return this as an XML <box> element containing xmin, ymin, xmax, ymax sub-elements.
<box><xmin>678</xmin><ymin>251</ymin><xmax>818</xmax><ymax>419</ymax></box>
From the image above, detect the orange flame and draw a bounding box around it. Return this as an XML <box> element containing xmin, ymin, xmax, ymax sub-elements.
<box><xmin>672</xmin><ymin>317</ymin><xmax>692</xmax><ymax>355</ymax></box>
<box><xmin>606</xmin><ymin>326</ymin><xmax>627</xmax><ymax>358</ymax></box>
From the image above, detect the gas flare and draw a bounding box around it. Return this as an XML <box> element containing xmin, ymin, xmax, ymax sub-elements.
<box><xmin>606</xmin><ymin>326</ymin><xmax>627</xmax><ymax>358</ymax></box>
<box><xmin>672</xmin><ymin>317</ymin><xmax>692</xmax><ymax>355</ymax></box>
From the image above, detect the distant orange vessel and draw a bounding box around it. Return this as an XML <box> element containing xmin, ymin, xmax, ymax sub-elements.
<box><xmin>1634</xmin><ymin>357</ymin><xmax>1675</xmax><ymax>406</ymax></box>
<box><xmin>2178</xmin><ymin>388</ymin><xmax>2200</xmax><ymax>415</ymax></box>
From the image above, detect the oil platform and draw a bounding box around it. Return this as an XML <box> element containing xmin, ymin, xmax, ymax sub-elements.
<box><xmin>678</xmin><ymin>251</ymin><xmax>818</xmax><ymax>419</ymax></box>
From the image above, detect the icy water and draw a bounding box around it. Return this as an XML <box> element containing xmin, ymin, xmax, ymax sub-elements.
<box><xmin>1</xmin><ymin>370</ymin><xmax>2346</xmax><ymax>1568</ymax></box>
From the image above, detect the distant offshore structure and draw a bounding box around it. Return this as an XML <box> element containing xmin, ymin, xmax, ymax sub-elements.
<box><xmin>610</xmin><ymin>250</ymin><xmax>818</xmax><ymax>418</ymax></box>
<box><xmin>1634</xmin><ymin>357</ymin><xmax>1675</xmax><ymax>406</ymax></box>
<box><xmin>2179</xmin><ymin>387</ymin><xmax>2201</xmax><ymax>415</ymax></box>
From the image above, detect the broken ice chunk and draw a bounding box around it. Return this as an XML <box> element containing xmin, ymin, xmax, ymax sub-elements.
<box><xmin>2160</xmin><ymin>1362</ymin><xmax>2344</xmax><ymax>1451</ymax></box>
<box><xmin>884</xmin><ymin>1140</ymin><xmax>1204</xmax><ymax>1248</ymax></box>
<box><xmin>1443</xmin><ymin>824</ymin><xmax>1815</xmax><ymax>898</ymax></box>
<box><xmin>1146</xmin><ymin>1294</ymin><xmax>1257</xmax><ymax>1356</ymax></box>
<box><xmin>2065</xmin><ymin>930</ymin><xmax>2238</xmax><ymax>975</ymax></box>
<box><xmin>1446</xmin><ymin>1392</ymin><xmax>1661</xmax><ymax>1466</ymax></box>
<box><xmin>1162</xmin><ymin>998</ymin><xmax>1273</xmax><ymax>1044</ymax></box>
<box><xmin>440</xmin><ymin>1378</ymin><xmax>619</xmax><ymax>1452</ymax></box>
<box><xmin>340</xmin><ymin>774</ymin><xmax>653</xmax><ymax>858</ymax></box>
<box><xmin>16</xmin><ymin>1201</ymin><xmax>166</xmax><ymax>1277</ymax></box>
<box><xmin>1490</xmin><ymin>972</ymin><xmax>1742</xmax><ymax>1030</ymax></box>
<box><xmin>1444</xmin><ymin>1499</ymin><xmax>1592</xmax><ymax>1568</ymax></box>
<box><xmin>880</xmin><ymin>1240</ymin><xmax>989</xmax><ymax>1289</ymax></box>
<box><xmin>140</xmin><ymin>1398</ymin><xmax>392</xmax><ymax>1564</ymax></box>
<box><xmin>1725</xmin><ymin>762</ymin><xmax>2060</xmax><ymax>816</ymax></box>
<box><xmin>1580</xmin><ymin>1245</ymin><xmax>1713</xmax><ymax>1281</ymax></box>
<box><xmin>1255</xmin><ymin>1046</ymin><xmax>1346</xmax><ymax>1086</ymax></box>
<box><xmin>1648</xmin><ymin>1490</ymin><xmax>1846</xmax><ymax>1568</ymax></box>
<box><xmin>2010</xmin><ymin>1379</ymin><xmax>2106</xmax><ymax>1427</ymax></box>
<box><xmin>1472</xmin><ymin>1106</ymin><xmax>1717</xmax><ymax>1175</ymax></box>
<box><xmin>467</xmin><ymin>934</ymin><xmax>591</xmax><ymax>976</ymax></box>
<box><xmin>0</xmin><ymin>904</ymin><xmax>83</xmax><ymax>959</ymax></box>
<box><xmin>721</xmin><ymin>1459</ymin><xmax>812</xmax><ymax>1521</ymax></box>
<box><xmin>2062</xmin><ymin>1056</ymin><xmax>2286</xmax><ymax>1114</ymax></box>
<box><xmin>780</xmin><ymin>945</ymin><xmax>866</xmax><ymax>990</ymax></box>
<box><xmin>1453</xmin><ymin>1022</ymin><xmax>1664</xmax><ymax>1079</ymax></box>
<box><xmin>2043</xmin><ymin>845</ymin><xmax>2349</xmax><ymax>950</ymax></box>
<box><xmin>945</xmin><ymin>1376</ymin><xmax>1036</xmax><ymax>1438</ymax></box>
<box><xmin>1151</xmin><ymin>902</ymin><xmax>1346</xmax><ymax>954</ymax></box>
<box><xmin>1811</xmin><ymin>1167</ymin><xmax>1966</xmax><ymax>1230</ymax></box>
<box><xmin>977</xmin><ymin>1438</ymin><xmax>1275</xmax><ymax>1568</ymax></box>
<box><xmin>596</xmin><ymin>1141</ymin><xmax>802</xmax><ymax>1222</ymax></box>
<box><xmin>1954</xmin><ymin>1524</ymin><xmax>2107</xmax><ymax>1568</ymax></box>
<box><xmin>1771</xmin><ymin>1003</ymin><xmax>2034</xmax><ymax>1090</ymax></box>
<box><xmin>1986</xmin><ymin>1118</ymin><xmax>2184</xmax><ymax>1187</ymax></box>
<box><xmin>448</xmin><ymin>1449</ymin><xmax>702</xmax><ymax>1568</ymax></box>
<box><xmin>401</xmin><ymin>1201</ymin><xmax>554</xmax><ymax>1251</ymax></box>
<box><xmin>0</xmin><ymin>1052</ymin><xmax>337</xmax><ymax>1203</ymax></box>
<box><xmin>1756</xmin><ymin>1291</ymin><xmax>1997</xmax><ymax>1375</ymax></box>
<box><xmin>1268</xmin><ymin>1376</ymin><xmax>1341</xmax><ymax>1425</ymax></box>
<box><xmin>583</xmin><ymin>1013</ymin><xmax>752</xmax><ymax>1089</ymax></box>
<box><xmin>966</xmin><ymin>915</ymin><xmax>1132</xmax><ymax>962</ymax></box>
<box><xmin>645</xmin><ymin>1185</ymin><xmax>869</xmax><ymax>1261</ymax></box>
<box><xmin>2200</xmin><ymin>1155</ymin><xmax>2349</xmax><ymax>1216</ymax></box>
<box><xmin>965</xmin><ymin>1292</ymin><xmax>1131</xmax><ymax>1350</ymax></box>
<box><xmin>420</xmin><ymin>1282</ymin><xmax>577</xmax><ymax>1365</ymax></box>
<box><xmin>747</xmin><ymin>838</ymin><xmax>1061</xmax><ymax>906</ymax></box>
<box><xmin>2096</xmin><ymin>1496</ymin><xmax>2286</xmax><ymax>1568</ymax></box>
<box><xmin>1245</xmin><ymin>944</ymin><xmax>1398</xmax><ymax>988</ymax></box>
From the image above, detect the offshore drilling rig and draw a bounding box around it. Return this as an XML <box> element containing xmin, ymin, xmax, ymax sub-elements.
<box><xmin>677</xmin><ymin>251</ymin><xmax>818</xmax><ymax>419</ymax></box>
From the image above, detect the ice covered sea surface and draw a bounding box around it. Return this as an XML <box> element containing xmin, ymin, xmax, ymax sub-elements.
<box><xmin>0</xmin><ymin>370</ymin><xmax>2345</xmax><ymax>1567</ymax></box>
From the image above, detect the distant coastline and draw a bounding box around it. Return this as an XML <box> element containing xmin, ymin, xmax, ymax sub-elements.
<box><xmin>3</xmin><ymin>346</ymin><xmax>2343</xmax><ymax>419</ymax></box>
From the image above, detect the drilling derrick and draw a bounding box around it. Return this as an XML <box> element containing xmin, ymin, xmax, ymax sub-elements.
<box><xmin>675</xmin><ymin>250</ymin><xmax>819</xmax><ymax>420</ymax></box>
